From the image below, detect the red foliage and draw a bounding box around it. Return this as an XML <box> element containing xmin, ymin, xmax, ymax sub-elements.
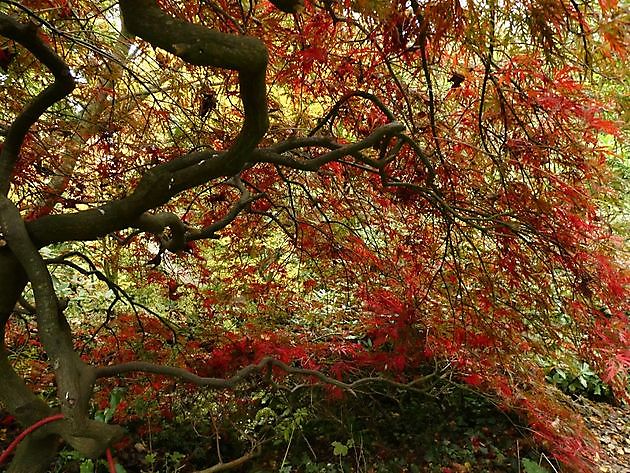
<box><xmin>1</xmin><ymin>0</ymin><xmax>628</xmax><ymax>471</ymax></box>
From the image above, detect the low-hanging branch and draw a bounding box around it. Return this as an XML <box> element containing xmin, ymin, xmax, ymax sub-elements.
<box><xmin>95</xmin><ymin>356</ymin><xmax>437</xmax><ymax>396</ymax></box>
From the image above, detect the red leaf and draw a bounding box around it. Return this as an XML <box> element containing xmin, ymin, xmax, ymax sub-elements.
<box><xmin>463</xmin><ymin>373</ymin><xmax>484</xmax><ymax>386</ymax></box>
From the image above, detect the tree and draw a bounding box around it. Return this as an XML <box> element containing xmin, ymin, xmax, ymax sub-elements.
<box><xmin>0</xmin><ymin>0</ymin><xmax>627</xmax><ymax>471</ymax></box>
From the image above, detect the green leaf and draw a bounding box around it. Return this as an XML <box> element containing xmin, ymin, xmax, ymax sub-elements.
<box><xmin>332</xmin><ymin>441</ymin><xmax>349</xmax><ymax>457</ymax></box>
<box><xmin>522</xmin><ymin>458</ymin><xmax>549</xmax><ymax>473</ymax></box>
<box><xmin>115</xmin><ymin>464</ymin><xmax>128</xmax><ymax>473</ymax></box>
<box><xmin>79</xmin><ymin>459</ymin><xmax>95</xmax><ymax>473</ymax></box>
<box><xmin>109</xmin><ymin>387</ymin><xmax>124</xmax><ymax>408</ymax></box>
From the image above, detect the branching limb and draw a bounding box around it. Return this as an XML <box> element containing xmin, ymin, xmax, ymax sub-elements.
<box><xmin>189</xmin><ymin>176</ymin><xmax>262</xmax><ymax>241</ymax></box>
<box><xmin>0</xmin><ymin>13</ymin><xmax>75</xmax><ymax>195</ymax></box>
<box><xmin>309</xmin><ymin>90</ymin><xmax>397</xmax><ymax>137</ymax></box>
<box><xmin>25</xmin><ymin>123</ymin><xmax>393</xmax><ymax>248</ymax></box>
<box><xmin>253</xmin><ymin>122</ymin><xmax>405</xmax><ymax>171</ymax></box>
<box><xmin>95</xmin><ymin>356</ymin><xmax>436</xmax><ymax>396</ymax></box>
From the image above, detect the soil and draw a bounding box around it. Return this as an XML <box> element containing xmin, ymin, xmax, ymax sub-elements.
<box><xmin>570</xmin><ymin>397</ymin><xmax>630</xmax><ymax>473</ymax></box>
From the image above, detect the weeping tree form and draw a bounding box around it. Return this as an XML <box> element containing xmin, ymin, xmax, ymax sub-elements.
<box><xmin>0</xmin><ymin>0</ymin><xmax>628</xmax><ymax>472</ymax></box>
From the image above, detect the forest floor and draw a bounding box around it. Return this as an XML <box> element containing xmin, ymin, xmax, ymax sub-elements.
<box><xmin>0</xmin><ymin>390</ymin><xmax>628</xmax><ymax>472</ymax></box>
<box><xmin>570</xmin><ymin>396</ymin><xmax>630</xmax><ymax>473</ymax></box>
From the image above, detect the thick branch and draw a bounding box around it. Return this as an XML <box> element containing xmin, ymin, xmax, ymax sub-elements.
<box><xmin>0</xmin><ymin>14</ymin><xmax>75</xmax><ymax>195</ymax></box>
<box><xmin>119</xmin><ymin>0</ymin><xmax>269</xmax><ymax>190</ymax></box>
<box><xmin>0</xmin><ymin>196</ymin><xmax>94</xmax><ymax>429</ymax></box>
<box><xmin>24</xmin><ymin>120</ymin><xmax>403</xmax><ymax>249</ymax></box>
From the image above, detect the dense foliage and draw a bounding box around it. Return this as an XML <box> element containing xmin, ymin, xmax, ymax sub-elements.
<box><xmin>0</xmin><ymin>0</ymin><xmax>627</xmax><ymax>471</ymax></box>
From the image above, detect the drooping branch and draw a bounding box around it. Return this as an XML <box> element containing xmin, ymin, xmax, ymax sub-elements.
<box><xmin>8</xmin><ymin>7</ymin><xmax>412</xmax><ymax>257</ymax></box>
<box><xmin>95</xmin><ymin>356</ymin><xmax>436</xmax><ymax>395</ymax></box>
<box><xmin>0</xmin><ymin>14</ymin><xmax>75</xmax><ymax>195</ymax></box>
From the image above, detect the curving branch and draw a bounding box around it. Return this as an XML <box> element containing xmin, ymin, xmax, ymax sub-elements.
<box><xmin>95</xmin><ymin>356</ymin><xmax>436</xmax><ymax>396</ymax></box>
<box><xmin>253</xmin><ymin>122</ymin><xmax>405</xmax><ymax>171</ymax></box>
<box><xmin>189</xmin><ymin>176</ymin><xmax>262</xmax><ymax>241</ymax></box>
<box><xmin>135</xmin><ymin>175</ymin><xmax>263</xmax><ymax>246</ymax></box>
<box><xmin>24</xmin><ymin>122</ymin><xmax>406</xmax><ymax>250</ymax></box>
<box><xmin>118</xmin><ymin>0</ymin><xmax>269</xmax><ymax>190</ymax></box>
<box><xmin>0</xmin><ymin>14</ymin><xmax>75</xmax><ymax>195</ymax></box>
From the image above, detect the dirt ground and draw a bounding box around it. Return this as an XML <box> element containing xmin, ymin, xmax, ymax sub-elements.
<box><xmin>570</xmin><ymin>397</ymin><xmax>630</xmax><ymax>473</ymax></box>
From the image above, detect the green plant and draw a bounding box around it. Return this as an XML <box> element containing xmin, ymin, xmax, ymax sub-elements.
<box><xmin>522</xmin><ymin>458</ymin><xmax>550</xmax><ymax>473</ymax></box>
<box><xmin>54</xmin><ymin>449</ymin><xmax>128</xmax><ymax>473</ymax></box>
<box><xmin>95</xmin><ymin>387</ymin><xmax>126</xmax><ymax>424</ymax></box>
<box><xmin>545</xmin><ymin>360</ymin><xmax>612</xmax><ymax>399</ymax></box>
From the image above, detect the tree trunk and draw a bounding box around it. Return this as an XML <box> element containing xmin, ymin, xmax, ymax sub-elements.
<box><xmin>6</xmin><ymin>435</ymin><xmax>61</xmax><ymax>473</ymax></box>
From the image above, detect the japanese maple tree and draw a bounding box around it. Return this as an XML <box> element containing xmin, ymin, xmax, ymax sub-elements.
<box><xmin>0</xmin><ymin>0</ymin><xmax>627</xmax><ymax>472</ymax></box>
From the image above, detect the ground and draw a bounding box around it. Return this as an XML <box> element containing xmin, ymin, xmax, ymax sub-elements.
<box><xmin>1</xmin><ymin>387</ymin><xmax>627</xmax><ymax>472</ymax></box>
<box><xmin>571</xmin><ymin>397</ymin><xmax>630</xmax><ymax>473</ymax></box>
